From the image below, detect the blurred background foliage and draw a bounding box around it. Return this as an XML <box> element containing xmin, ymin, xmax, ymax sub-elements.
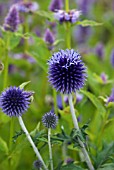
<box><xmin>0</xmin><ymin>0</ymin><xmax>114</xmax><ymax>170</ymax></box>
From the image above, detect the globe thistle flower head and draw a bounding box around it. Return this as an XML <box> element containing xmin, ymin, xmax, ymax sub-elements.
<box><xmin>42</xmin><ymin>111</ymin><xmax>58</xmax><ymax>129</ymax></box>
<box><xmin>3</xmin><ymin>5</ymin><xmax>20</xmax><ymax>32</ymax></box>
<box><xmin>49</xmin><ymin>0</ymin><xmax>63</xmax><ymax>12</ymax></box>
<box><xmin>0</xmin><ymin>86</ymin><xmax>33</xmax><ymax>117</ymax></box>
<box><xmin>54</xmin><ymin>10</ymin><xmax>81</xmax><ymax>24</ymax></box>
<box><xmin>33</xmin><ymin>160</ymin><xmax>43</xmax><ymax>170</ymax></box>
<box><xmin>48</xmin><ymin>49</ymin><xmax>87</xmax><ymax>94</ymax></box>
<box><xmin>110</xmin><ymin>49</ymin><xmax>114</xmax><ymax>67</ymax></box>
<box><xmin>16</xmin><ymin>1</ymin><xmax>39</xmax><ymax>13</ymax></box>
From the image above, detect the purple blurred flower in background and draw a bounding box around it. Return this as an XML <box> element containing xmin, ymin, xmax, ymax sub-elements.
<box><xmin>100</xmin><ymin>72</ymin><xmax>108</xmax><ymax>84</ymax></box>
<box><xmin>54</xmin><ymin>10</ymin><xmax>81</xmax><ymax>24</ymax></box>
<box><xmin>76</xmin><ymin>92</ymin><xmax>83</xmax><ymax>104</ymax></box>
<box><xmin>66</xmin><ymin>158</ymin><xmax>74</xmax><ymax>164</ymax></box>
<box><xmin>3</xmin><ymin>5</ymin><xmax>20</xmax><ymax>32</ymax></box>
<box><xmin>95</xmin><ymin>43</ymin><xmax>104</xmax><ymax>60</ymax></box>
<box><xmin>74</xmin><ymin>25</ymin><xmax>91</xmax><ymax>44</ymax></box>
<box><xmin>57</xmin><ymin>95</ymin><xmax>63</xmax><ymax>110</ymax></box>
<box><xmin>49</xmin><ymin>0</ymin><xmax>63</xmax><ymax>12</ymax></box>
<box><xmin>16</xmin><ymin>1</ymin><xmax>39</xmax><ymax>13</ymax></box>
<box><xmin>48</xmin><ymin>49</ymin><xmax>87</xmax><ymax>94</ymax></box>
<box><xmin>13</xmin><ymin>53</ymin><xmax>36</xmax><ymax>63</ymax></box>
<box><xmin>44</xmin><ymin>28</ymin><xmax>55</xmax><ymax>50</ymax></box>
<box><xmin>107</xmin><ymin>88</ymin><xmax>114</xmax><ymax>103</ymax></box>
<box><xmin>110</xmin><ymin>49</ymin><xmax>114</xmax><ymax>67</ymax></box>
<box><xmin>76</xmin><ymin>0</ymin><xmax>94</xmax><ymax>16</ymax></box>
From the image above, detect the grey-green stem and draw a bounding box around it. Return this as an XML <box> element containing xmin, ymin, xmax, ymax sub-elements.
<box><xmin>48</xmin><ymin>128</ymin><xmax>53</xmax><ymax>170</ymax></box>
<box><xmin>18</xmin><ymin>116</ymin><xmax>48</xmax><ymax>170</ymax></box>
<box><xmin>68</xmin><ymin>93</ymin><xmax>94</xmax><ymax>170</ymax></box>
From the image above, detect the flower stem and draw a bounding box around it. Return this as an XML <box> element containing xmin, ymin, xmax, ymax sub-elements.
<box><xmin>65</xmin><ymin>0</ymin><xmax>69</xmax><ymax>12</ymax></box>
<box><xmin>18</xmin><ymin>116</ymin><xmax>48</xmax><ymax>170</ymax></box>
<box><xmin>8</xmin><ymin>117</ymin><xmax>14</xmax><ymax>170</ymax></box>
<box><xmin>68</xmin><ymin>93</ymin><xmax>94</xmax><ymax>170</ymax></box>
<box><xmin>48</xmin><ymin>128</ymin><xmax>53</xmax><ymax>170</ymax></box>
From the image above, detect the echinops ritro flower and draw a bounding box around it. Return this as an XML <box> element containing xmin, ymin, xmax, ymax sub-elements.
<box><xmin>0</xmin><ymin>86</ymin><xmax>33</xmax><ymax>117</ymax></box>
<box><xmin>48</xmin><ymin>49</ymin><xmax>87</xmax><ymax>94</ymax></box>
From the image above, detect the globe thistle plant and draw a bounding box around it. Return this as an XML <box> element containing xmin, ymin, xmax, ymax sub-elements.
<box><xmin>3</xmin><ymin>5</ymin><xmax>20</xmax><ymax>32</ymax></box>
<box><xmin>42</xmin><ymin>111</ymin><xmax>58</xmax><ymax>129</ymax></box>
<box><xmin>54</xmin><ymin>10</ymin><xmax>81</xmax><ymax>24</ymax></box>
<box><xmin>0</xmin><ymin>86</ymin><xmax>33</xmax><ymax>117</ymax></box>
<box><xmin>42</xmin><ymin>111</ymin><xmax>58</xmax><ymax>170</ymax></box>
<box><xmin>0</xmin><ymin>86</ymin><xmax>48</xmax><ymax>170</ymax></box>
<box><xmin>48</xmin><ymin>49</ymin><xmax>87</xmax><ymax>94</ymax></box>
<box><xmin>48</xmin><ymin>49</ymin><xmax>94</xmax><ymax>170</ymax></box>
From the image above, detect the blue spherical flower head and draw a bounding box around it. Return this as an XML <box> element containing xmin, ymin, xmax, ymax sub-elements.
<box><xmin>48</xmin><ymin>49</ymin><xmax>87</xmax><ymax>94</ymax></box>
<box><xmin>42</xmin><ymin>111</ymin><xmax>58</xmax><ymax>129</ymax></box>
<box><xmin>0</xmin><ymin>86</ymin><xmax>33</xmax><ymax>117</ymax></box>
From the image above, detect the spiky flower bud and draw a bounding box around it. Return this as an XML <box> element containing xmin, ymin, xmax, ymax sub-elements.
<box><xmin>3</xmin><ymin>5</ymin><xmax>20</xmax><ymax>32</ymax></box>
<box><xmin>54</xmin><ymin>10</ymin><xmax>81</xmax><ymax>24</ymax></box>
<box><xmin>49</xmin><ymin>0</ymin><xmax>63</xmax><ymax>12</ymax></box>
<box><xmin>33</xmin><ymin>160</ymin><xmax>43</xmax><ymax>170</ymax></box>
<box><xmin>42</xmin><ymin>111</ymin><xmax>58</xmax><ymax>129</ymax></box>
<box><xmin>0</xmin><ymin>86</ymin><xmax>33</xmax><ymax>117</ymax></box>
<box><xmin>48</xmin><ymin>49</ymin><xmax>87</xmax><ymax>94</ymax></box>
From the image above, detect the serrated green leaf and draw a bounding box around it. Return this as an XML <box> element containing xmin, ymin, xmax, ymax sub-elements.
<box><xmin>97</xmin><ymin>163</ymin><xmax>114</xmax><ymax>170</ymax></box>
<box><xmin>77</xmin><ymin>20</ymin><xmax>103</xmax><ymax>27</ymax></box>
<box><xmin>0</xmin><ymin>137</ymin><xmax>8</xmax><ymax>155</ymax></box>
<box><xmin>94</xmin><ymin>142</ymin><xmax>114</xmax><ymax>168</ymax></box>
<box><xmin>81</xmin><ymin>90</ymin><xmax>106</xmax><ymax>117</ymax></box>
